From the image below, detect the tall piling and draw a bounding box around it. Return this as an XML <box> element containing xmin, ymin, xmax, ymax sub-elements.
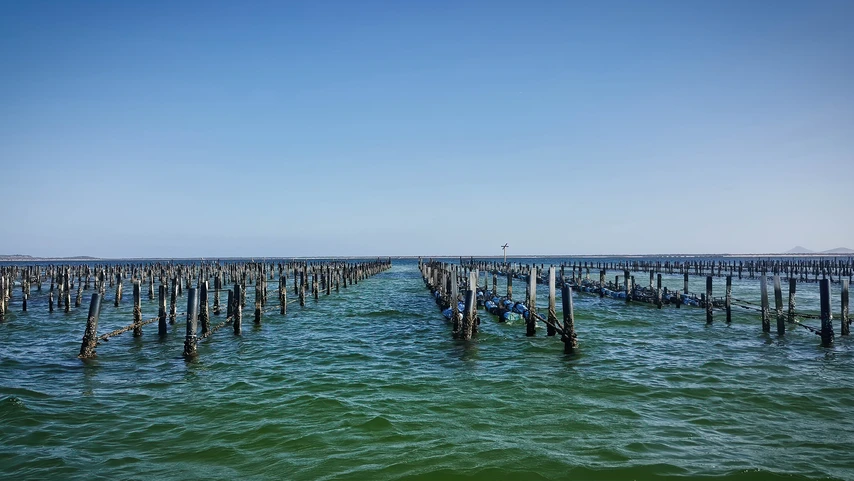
<box><xmin>819</xmin><ymin>279</ymin><xmax>833</xmax><ymax>346</ymax></box>
<box><xmin>527</xmin><ymin>266</ymin><xmax>537</xmax><ymax>336</ymax></box>
<box><xmin>760</xmin><ymin>276</ymin><xmax>770</xmax><ymax>333</ymax></box>
<box><xmin>200</xmin><ymin>281</ymin><xmax>210</xmax><ymax>337</ymax></box>
<box><xmin>158</xmin><ymin>285</ymin><xmax>167</xmax><ymax>337</ymax></box>
<box><xmin>133</xmin><ymin>281</ymin><xmax>142</xmax><ymax>337</ymax></box>
<box><xmin>78</xmin><ymin>294</ymin><xmax>102</xmax><ymax>359</ymax></box>
<box><xmin>705</xmin><ymin>276</ymin><xmax>713</xmax><ymax>324</ymax></box>
<box><xmin>841</xmin><ymin>279</ymin><xmax>849</xmax><ymax>336</ymax></box>
<box><xmin>561</xmin><ymin>284</ymin><xmax>577</xmax><ymax>353</ymax></box>
<box><xmin>182</xmin><ymin>288</ymin><xmax>199</xmax><ymax>357</ymax></box>
<box><xmin>547</xmin><ymin>267</ymin><xmax>557</xmax><ymax>336</ymax></box>
<box><xmin>233</xmin><ymin>284</ymin><xmax>243</xmax><ymax>335</ymax></box>
<box><xmin>774</xmin><ymin>274</ymin><xmax>784</xmax><ymax>335</ymax></box>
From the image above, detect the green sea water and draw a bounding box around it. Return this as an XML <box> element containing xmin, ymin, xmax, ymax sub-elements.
<box><xmin>1</xmin><ymin>258</ymin><xmax>853</xmax><ymax>480</ymax></box>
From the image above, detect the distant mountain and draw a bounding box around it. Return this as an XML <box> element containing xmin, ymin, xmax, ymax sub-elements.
<box><xmin>0</xmin><ymin>254</ymin><xmax>99</xmax><ymax>261</ymax></box>
<box><xmin>823</xmin><ymin>247</ymin><xmax>854</xmax><ymax>254</ymax></box>
<box><xmin>785</xmin><ymin>246</ymin><xmax>814</xmax><ymax>254</ymax></box>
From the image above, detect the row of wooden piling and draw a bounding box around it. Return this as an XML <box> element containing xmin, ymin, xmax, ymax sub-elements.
<box><xmin>462</xmin><ymin>257</ymin><xmax>854</xmax><ymax>284</ymax></box>
<box><xmin>435</xmin><ymin>258</ymin><xmax>850</xmax><ymax>349</ymax></box>
<box><xmin>419</xmin><ymin>259</ymin><xmax>578</xmax><ymax>352</ymax></box>
<box><xmin>0</xmin><ymin>259</ymin><xmax>393</xmax><ymax>358</ymax></box>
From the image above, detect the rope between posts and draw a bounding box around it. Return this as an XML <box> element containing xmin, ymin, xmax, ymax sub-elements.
<box><xmin>98</xmin><ymin>316</ymin><xmax>164</xmax><ymax>342</ymax></box>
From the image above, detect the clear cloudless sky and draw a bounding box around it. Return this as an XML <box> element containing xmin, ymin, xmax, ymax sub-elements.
<box><xmin>1</xmin><ymin>0</ymin><xmax>852</xmax><ymax>258</ymax></box>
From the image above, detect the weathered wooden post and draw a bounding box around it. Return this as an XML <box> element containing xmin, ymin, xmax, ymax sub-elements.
<box><xmin>213</xmin><ymin>274</ymin><xmax>221</xmax><ymax>315</ymax></box>
<box><xmin>725</xmin><ymin>275</ymin><xmax>732</xmax><ymax>323</ymax></box>
<box><xmin>705</xmin><ymin>276</ymin><xmax>713</xmax><ymax>324</ymax></box>
<box><xmin>169</xmin><ymin>278</ymin><xmax>178</xmax><ymax>324</ymax></box>
<box><xmin>656</xmin><ymin>273</ymin><xmax>662</xmax><ymax>308</ymax></box>
<box><xmin>527</xmin><ymin>266</ymin><xmax>537</xmax><ymax>336</ymax></box>
<box><xmin>200</xmin><ymin>281</ymin><xmax>210</xmax><ymax>337</ymax></box>
<box><xmin>774</xmin><ymin>274</ymin><xmax>784</xmax><ymax>335</ymax></box>
<box><xmin>461</xmin><ymin>289</ymin><xmax>475</xmax><ymax>340</ymax></box>
<box><xmin>78</xmin><ymin>294</ymin><xmax>102</xmax><ymax>359</ymax></box>
<box><xmin>561</xmin><ymin>285</ymin><xmax>577</xmax><ymax>352</ymax></box>
<box><xmin>787</xmin><ymin>278</ymin><xmax>796</xmax><ymax>324</ymax></box>
<box><xmin>133</xmin><ymin>281</ymin><xmax>143</xmax><ymax>337</ymax></box>
<box><xmin>683</xmin><ymin>273</ymin><xmax>689</xmax><ymax>296</ymax></box>
<box><xmin>254</xmin><ymin>283</ymin><xmax>262</xmax><ymax>324</ymax></box>
<box><xmin>114</xmin><ymin>273</ymin><xmax>122</xmax><ymax>307</ymax></box>
<box><xmin>182</xmin><ymin>287</ymin><xmax>199</xmax><ymax>357</ymax></box>
<box><xmin>506</xmin><ymin>270</ymin><xmax>513</xmax><ymax>300</ymax></box>
<box><xmin>233</xmin><ymin>284</ymin><xmax>243</xmax><ymax>335</ymax></box>
<box><xmin>599</xmin><ymin>270</ymin><xmax>605</xmax><ymax>297</ymax></box>
<box><xmin>760</xmin><ymin>276</ymin><xmax>770</xmax><ymax>332</ymax></box>
<box><xmin>547</xmin><ymin>267</ymin><xmax>557</xmax><ymax>336</ymax></box>
<box><xmin>841</xmin><ymin>279</ymin><xmax>849</xmax><ymax>336</ymax></box>
<box><xmin>279</xmin><ymin>276</ymin><xmax>287</xmax><ymax>315</ymax></box>
<box><xmin>819</xmin><ymin>279</ymin><xmax>833</xmax><ymax>346</ymax></box>
<box><xmin>158</xmin><ymin>284</ymin><xmax>167</xmax><ymax>336</ymax></box>
<box><xmin>226</xmin><ymin>289</ymin><xmax>234</xmax><ymax>319</ymax></box>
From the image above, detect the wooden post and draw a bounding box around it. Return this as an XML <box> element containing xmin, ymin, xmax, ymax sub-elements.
<box><xmin>760</xmin><ymin>276</ymin><xmax>770</xmax><ymax>333</ymax></box>
<box><xmin>200</xmin><ymin>281</ymin><xmax>210</xmax><ymax>336</ymax></box>
<box><xmin>624</xmin><ymin>269</ymin><xmax>631</xmax><ymax>302</ymax></box>
<box><xmin>255</xmin><ymin>282</ymin><xmax>262</xmax><ymax>324</ymax></box>
<box><xmin>114</xmin><ymin>273</ymin><xmax>122</xmax><ymax>307</ymax></box>
<box><xmin>78</xmin><ymin>294</ymin><xmax>102</xmax><ymax>359</ymax></box>
<box><xmin>787</xmin><ymin>278</ymin><xmax>796</xmax><ymax>324</ymax></box>
<box><xmin>725</xmin><ymin>275</ymin><xmax>732</xmax><ymax>323</ymax></box>
<box><xmin>774</xmin><ymin>274</ymin><xmax>784</xmax><ymax>335</ymax></box>
<box><xmin>561</xmin><ymin>285</ymin><xmax>577</xmax><ymax>352</ymax></box>
<box><xmin>683</xmin><ymin>273</ymin><xmax>689</xmax><ymax>296</ymax></box>
<box><xmin>214</xmin><ymin>274</ymin><xmax>221</xmax><ymax>315</ymax></box>
<box><xmin>461</xmin><ymin>289</ymin><xmax>475</xmax><ymax>340</ymax></box>
<box><xmin>547</xmin><ymin>267</ymin><xmax>557</xmax><ymax>336</ymax></box>
<box><xmin>819</xmin><ymin>278</ymin><xmax>833</xmax><ymax>346</ymax></box>
<box><xmin>169</xmin><ymin>278</ymin><xmax>177</xmax><ymax>324</ymax></box>
<box><xmin>133</xmin><ymin>281</ymin><xmax>142</xmax><ymax>337</ymax></box>
<box><xmin>447</xmin><ymin>267</ymin><xmax>458</xmax><ymax>333</ymax></box>
<box><xmin>705</xmin><ymin>276</ymin><xmax>713</xmax><ymax>323</ymax></box>
<box><xmin>233</xmin><ymin>284</ymin><xmax>243</xmax><ymax>335</ymax></box>
<box><xmin>158</xmin><ymin>284</ymin><xmax>167</xmax><ymax>337</ymax></box>
<box><xmin>506</xmin><ymin>270</ymin><xmax>513</xmax><ymax>300</ymax></box>
<box><xmin>280</xmin><ymin>276</ymin><xmax>287</xmax><ymax>315</ymax></box>
<box><xmin>656</xmin><ymin>273</ymin><xmax>662</xmax><ymax>308</ymax></box>
<box><xmin>226</xmin><ymin>289</ymin><xmax>234</xmax><ymax>319</ymax></box>
<box><xmin>182</xmin><ymin>287</ymin><xmax>199</xmax><ymax>357</ymax></box>
<box><xmin>841</xmin><ymin>279</ymin><xmax>849</xmax><ymax>336</ymax></box>
<box><xmin>599</xmin><ymin>270</ymin><xmax>605</xmax><ymax>297</ymax></box>
<box><xmin>526</xmin><ymin>266</ymin><xmax>537</xmax><ymax>336</ymax></box>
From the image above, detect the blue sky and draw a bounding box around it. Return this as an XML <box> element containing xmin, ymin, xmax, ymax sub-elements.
<box><xmin>1</xmin><ymin>1</ymin><xmax>852</xmax><ymax>257</ymax></box>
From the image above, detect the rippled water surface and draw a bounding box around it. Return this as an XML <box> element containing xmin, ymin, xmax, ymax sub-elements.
<box><xmin>1</xmin><ymin>258</ymin><xmax>853</xmax><ymax>480</ymax></box>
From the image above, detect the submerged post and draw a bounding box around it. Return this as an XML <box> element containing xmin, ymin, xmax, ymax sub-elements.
<box><xmin>705</xmin><ymin>276</ymin><xmax>713</xmax><ymax>324</ymax></box>
<box><xmin>527</xmin><ymin>266</ymin><xmax>537</xmax><ymax>336</ymax></box>
<box><xmin>200</xmin><ymin>281</ymin><xmax>210</xmax><ymax>337</ymax></box>
<box><xmin>774</xmin><ymin>274</ymin><xmax>784</xmax><ymax>335</ymax></box>
<box><xmin>233</xmin><ymin>284</ymin><xmax>243</xmax><ymax>335</ymax></box>
<box><xmin>725</xmin><ymin>275</ymin><xmax>732</xmax><ymax>323</ymax></box>
<box><xmin>819</xmin><ymin>279</ymin><xmax>833</xmax><ymax>346</ymax></box>
<box><xmin>787</xmin><ymin>278</ymin><xmax>797</xmax><ymax>324</ymax></box>
<box><xmin>78</xmin><ymin>294</ymin><xmax>102</xmax><ymax>359</ymax></box>
<box><xmin>760</xmin><ymin>276</ymin><xmax>770</xmax><ymax>332</ymax></box>
<box><xmin>547</xmin><ymin>267</ymin><xmax>557</xmax><ymax>336</ymax></box>
<box><xmin>842</xmin><ymin>279</ymin><xmax>849</xmax><ymax>336</ymax></box>
<box><xmin>461</xmin><ymin>289</ymin><xmax>475</xmax><ymax>340</ymax></box>
<box><xmin>561</xmin><ymin>284</ymin><xmax>577</xmax><ymax>353</ymax></box>
<box><xmin>133</xmin><ymin>281</ymin><xmax>142</xmax><ymax>337</ymax></box>
<box><xmin>158</xmin><ymin>284</ymin><xmax>167</xmax><ymax>337</ymax></box>
<box><xmin>183</xmin><ymin>287</ymin><xmax>199</xmax><ymax>357</ymax></box>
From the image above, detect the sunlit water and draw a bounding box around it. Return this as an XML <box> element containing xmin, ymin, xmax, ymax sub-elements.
<box><xmin>1</xmin><ymin>258</ymin><xmax>852</xmax><ymax>480</ymax></box>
